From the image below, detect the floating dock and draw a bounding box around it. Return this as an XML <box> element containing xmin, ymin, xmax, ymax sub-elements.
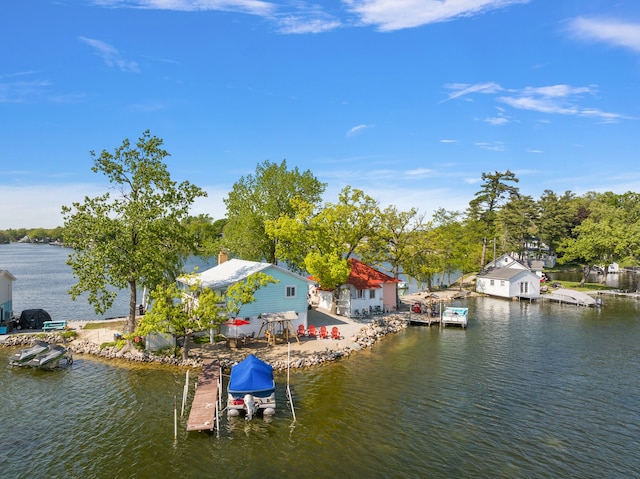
<box><xmin>186</xmin><ymin>359</ymin><xmax>221</xmax><ymax>432</ymax></box>
<box><xmin>541</xmin><ymin>289</ymin><xmax>597</xmax><ymax>307</ymax></box>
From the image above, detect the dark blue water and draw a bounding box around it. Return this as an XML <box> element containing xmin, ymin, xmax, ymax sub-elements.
<box><xmin>2</xmin><ymin>244</ymin><xmax>640</xmax><ymax>478</ymax></box>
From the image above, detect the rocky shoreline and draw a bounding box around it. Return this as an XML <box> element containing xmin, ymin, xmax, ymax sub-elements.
<box><xmin>1</xmin><ymin>289</ymin><xmax>471</xmax><ymax>371</ymax></box>
<box><xmin>1</xmin><ymin>315</ymin><xmax>410</xmax><ymax>372</ymax></box>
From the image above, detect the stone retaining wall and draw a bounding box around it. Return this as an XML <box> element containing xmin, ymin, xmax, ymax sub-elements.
<box><xmin>1</xmin><ymin>316</ymin><xmax>410</xmax><ymax>372</ymax></box>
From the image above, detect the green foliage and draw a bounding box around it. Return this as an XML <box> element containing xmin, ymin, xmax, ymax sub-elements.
<box><xmin>100</xmin><ymin>340</ymin><xmax>126</xmax><ymax>350</ymax></box>
<box><xmin>182</xmin><ymin>214</ymin><xmax>226</xmax><ymax>257</ymax></box>
<box><xmin>223</xmin><ymin>159</ymin><xmax>326</xmax><ymax>263</ymax></box>
<box><xmin>61</xmin><ymin>330</ymin><xmax>77</xmax><ymax>340</ymax></box>
<box><xmin>136</xmin><ymin>272</ymin><xmax>275</xmax><ymax>359</ymax></box>
<box><xmin>468</xmin><ymin>170</ymin><xmax>520</xmax><ymax>268</ymax></box>
<box><xmin>61</xmin><ymin>131</ymin><xmax>207</xmax><ymax>334</ymax></box>
<box><xmin>359</xmin><ymin>205</ymin><xmax>425</xmax><ymax>280</ymax></box>
<box><xmin>267</xmin><ymin>186</ymin><xmax>379</xmax><ymax>311</ymax></box>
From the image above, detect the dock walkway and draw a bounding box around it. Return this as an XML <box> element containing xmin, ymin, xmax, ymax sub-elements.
<box><xmin>186</xmin><ymin>359</ymin><xmax>221</xmax><ymax>432</ymax></box>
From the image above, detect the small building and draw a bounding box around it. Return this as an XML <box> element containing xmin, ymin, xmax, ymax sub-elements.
<box><xmin>0</xmin><ymin>270</ymin><xmax>16</xmax><ymax>323</ymax></box>
<box><xmin>475</xmin><ymin>268</ymin><xmax>540</xmax><ymax>300</ymax></box>
<box><xmin>188</xmin><ymin>259</ymin><xmax>312</xmax><ymax>338</ymax></box>
<box><xmin>316</xmin><ymin>258</ymin><xmax>400</xmax><ymax>318</ymax></box>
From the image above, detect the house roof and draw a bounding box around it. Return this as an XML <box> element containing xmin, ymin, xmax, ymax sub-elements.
<box><xmin>346</xmin><ymin>258</ymin><xmax>399</xmax><ymax>290</ymax></box>
<box><xmin>0</xmin><ymin>270</ymin><xmax>16</xmax><ymax>281</ymax></box>
<box><xmin>478</xmin><ymin>268</ymin><xmax>536</xmax><ymax>281</ymax></box>
<box><xmin>189</xmin><ymin>259</ymin><xmax>311</xmax><ymax>290</ymax></box>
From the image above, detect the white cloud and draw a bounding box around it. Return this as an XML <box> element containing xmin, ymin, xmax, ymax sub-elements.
<box><xmin>485</xmin><ymin>116</ymin><xmax>510</xmax><ymax>126</ymax></box>
<box><xmin>92</xmin><ymin>0</ymin><xmax>276</xmax><ymax>16</ymax></box>
<box><xmin>276</xmin><ymin>16</ymin><xmax>341</xmax><ymax>34</ymax></box>
<box><xmin>442</xmin><ymin>82</ymin><xmax>503</xmax><ymax>102</ymax></box>
<box><xmin>568</xmin><ymin>17</ymin><xmax>640</xmax><ymax>54</ymax></box>
<box><xmin>79</xmin><ymin>37</ymin><xmax>140</xmax><ymax>73</ymax></box>
<box><xmin>444</xmin><ymin>81</ymin><xmax>629</xmax><ymax>123</ymax></box>
<box><xmin>346</xmin><ymin>124</ymin><xmax>373</xmax><ymax>137</ymax></box>
<box><xmin>474</xmin><ymin>141</ymin><xmax>505</xmax><ymax>151</ymax></box>
<box><xmin>344</xmin><ymin>0</ymin><xmax>531</xmax><ymax>31</ymax></box>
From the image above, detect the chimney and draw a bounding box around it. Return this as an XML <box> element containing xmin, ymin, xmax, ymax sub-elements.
<box><xmin>218</xmin><ymin>250</ymin><xmax>228</xmax><ymax>264</ymax></box>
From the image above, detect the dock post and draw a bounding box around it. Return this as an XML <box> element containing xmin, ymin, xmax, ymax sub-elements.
<box><xmin>174</xmin><ymin>395</ymin><xmax>177</xmax><ymax>440</ymax></box>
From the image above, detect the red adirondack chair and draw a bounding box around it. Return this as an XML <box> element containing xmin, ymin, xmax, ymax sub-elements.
<box><xmin>319</xmin><ymin>325</ymin><xmax>328</xmax><ymax>339</ymax></box>
<box><xmin>308</xmin><ymin>325</ymin><xmax>317</xmax><ymax>338</ymax></box>
<box><xmin>331</xmin><ymin>326</ymin><xmax>341</xmax><ymax>340</ymax></box>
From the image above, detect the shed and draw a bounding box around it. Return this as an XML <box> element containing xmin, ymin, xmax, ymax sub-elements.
<box><xmin>476</xmin><ymin>268</ymin><xmax>540</xmax><ymax>300</ymax></box>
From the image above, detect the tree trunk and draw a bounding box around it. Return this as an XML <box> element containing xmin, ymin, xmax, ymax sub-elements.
<box><xmin>182</xmin><ymin>332</ymin><xmax>191</xmax><ymax>360</ymax></box>
<box><xmin>330</xmin><ymin>288</ymin><xmax>339</xmax><ymax>315</ymax></box>
<box><xmin>580</xmin><ymin>266</ymin><xmax>590</xmax><ymax>287</ymax></box>
<box><xmin>480</xmin><ymin>237</ymin><xmax>487</xmax><ymax>271</ymax></box>
<box><xmin>128</xmin><ymin>280</ymin><xmax>138</xmax><ymax>335</ymax></box>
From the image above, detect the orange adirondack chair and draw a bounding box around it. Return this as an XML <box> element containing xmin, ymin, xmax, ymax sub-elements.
<box><xmin>308</xmin><ymin>325</ymin><xmax>317</xmax><ymax>338</ymax></box>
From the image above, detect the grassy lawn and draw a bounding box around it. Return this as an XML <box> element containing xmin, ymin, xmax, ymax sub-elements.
<box><xmin>550</xmin><ymin>280</ymin><xmax>617</xmax><ymax>292</ymax></box>
<box><xmin>82</xmin><ymin>320</ymin><xmax>127</xmax><ymax>330</ymax></box>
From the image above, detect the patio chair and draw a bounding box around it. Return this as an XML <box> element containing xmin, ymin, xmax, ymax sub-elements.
<box><xmin>297</xmin><ymin>324</ymin><xmax>305</xmax><ymax>336</ymax></box>
<box><xmin>319</xmin><ymin>325</ymin><xmax>328</xmax><ymax>339</ymax></box>
<box><xmin>331</xmin><ymin>326</ymin><xmax>341</xmax><ymax>340</ymax></box>
<box><xmin>308</xmin><ymin>325</ymin><xmax>317</xmax><ymax>338</ymax></box>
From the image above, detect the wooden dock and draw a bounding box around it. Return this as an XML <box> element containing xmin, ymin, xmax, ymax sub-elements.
<box><xmin>408</xmin><ymin>314</ymin><xmax>440</xmax><ymax>326</ymax></box>
<box><xmin>186</xmin><ymin>359</ymin><xmax>221</xmax><ymax>432</ymax></box>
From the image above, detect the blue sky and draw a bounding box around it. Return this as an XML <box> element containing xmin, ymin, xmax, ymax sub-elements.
<box><xmin>2</xmin><ymin>0</ymin><xmax>639</xmax><ymax>229</ymax></box>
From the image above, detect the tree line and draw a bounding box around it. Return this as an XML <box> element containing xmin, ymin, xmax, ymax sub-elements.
<box><xmin>6</xmin><ymin>131</ymin><xmax>639</xmax><ymax>340</ymax></box>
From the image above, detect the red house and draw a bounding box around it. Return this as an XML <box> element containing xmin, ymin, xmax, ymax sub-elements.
<box><xmin>314</xmin><ymin>258</ymin><xmax>400</xmax><ymax>318</ymax></box>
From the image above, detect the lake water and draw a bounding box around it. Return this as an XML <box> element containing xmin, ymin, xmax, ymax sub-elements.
<box><xmin>0</xmin><ymin>243</ymin><xmax>216</xmax><ymax>321</ymax></box>
<box><xmin>1</xmin><ymin>245</ymin><xmax>640</xmax><ymax>478</ymax></box>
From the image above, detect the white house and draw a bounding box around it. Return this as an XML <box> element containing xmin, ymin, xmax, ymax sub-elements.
<box><xmin>476</xmin><ymin>268</ymin><xmax>540</xmax><ymax>300</ymax></box>
<box><xmin>187</xmin><ymin>258</ymin><xmax>313</xmax><ymax>338</ymax></box>
<box><xmin>0</xmin><ymin>269</ymin><xmax>16</xmax><ymax>324</ymax></box>
<box><xmin>315</xmin><ymin>258</ymin><xmax>399</xmax><ymax>318</ymax></box>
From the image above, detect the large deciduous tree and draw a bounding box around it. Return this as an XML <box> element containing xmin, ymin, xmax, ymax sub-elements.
<box><xmin>223</xmin><ymin>159</ymin><xmax>326</xmax><ymax>263</ymax></box>
<box><xmin>61</xmin><ymin>131</ymin><xmax>206</xmax><ymax>335</ymax></box>
<box><xmin>266</xmin><ymin>186</ymin><xmax>381</xmax><ymax>313</ymax></box>
<box><xmin>559</xmin><ymin>191</ymin><xmax>640</xmax><ymax>285</ymax></box>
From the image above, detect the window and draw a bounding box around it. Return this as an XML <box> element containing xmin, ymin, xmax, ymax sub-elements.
<box><xmin>369</xmin><ymin>290</ymin><xmax>376</xmax><ymax>299</ymax></box>
<box><xmin>357</xmin><ymin>289</ymin><xmax>365</xmax><ymax>299</ymax></box>
<box><xmin>285</xmin><ymin>285</ymin><xmax>297</xmax><ymax>298</ymax></box>
<box><xmin>500</xmin><ymin>281</ymin><xmax>505</xmax><ymax>287</ymax></box>
<box><xmin>490</xmin><ymin>280</ymin><xmax>495</xmax><ymax>286</ymax></box>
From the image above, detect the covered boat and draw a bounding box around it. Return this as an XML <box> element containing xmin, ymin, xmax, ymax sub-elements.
<box><xmin>227</xmin><ymin>354</ymin><xmax>276</xmax><ymax>420</ymax></box>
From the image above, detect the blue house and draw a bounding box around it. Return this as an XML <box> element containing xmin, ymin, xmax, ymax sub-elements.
<box><xmin>0</xmin><ymin>269</ymin><xmax>16</xmax><ymax>328</ymax></box>
<box><xmin>191</xmin><ymin>259</ymin><xmax>312</xmax><ymax>338</ymax></box>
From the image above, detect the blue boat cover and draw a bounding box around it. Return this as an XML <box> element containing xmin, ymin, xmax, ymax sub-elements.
<box><xmin>228</xmin><ymin>354</ymin><xmax>275</xmax><ymax>395</ymax></box>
